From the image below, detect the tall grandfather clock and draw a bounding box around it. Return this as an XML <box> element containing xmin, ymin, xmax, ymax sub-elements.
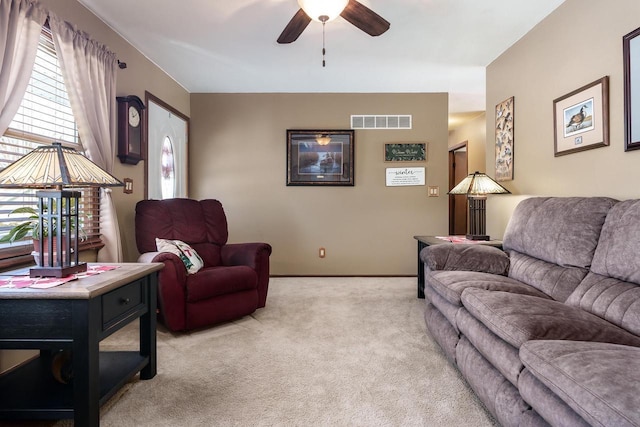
<box><xmin>117</xmin><ymin>95</ymin><xmax>146</xmax><ymax>165</ymax></box>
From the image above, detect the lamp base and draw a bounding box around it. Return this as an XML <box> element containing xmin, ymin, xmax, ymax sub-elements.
<box><xmin>30</xmin><ymin>262</ymin><xmax>87</xmax><ymax>278</ymax></box>
<box><xmin>466</xmin><ymin>234</ymin><xmax>490</xmax><ymax>241</ymax></box>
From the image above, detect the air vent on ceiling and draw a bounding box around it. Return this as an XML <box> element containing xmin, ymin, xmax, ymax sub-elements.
<box><xmin>351</xmin><ymin>115</ymin><xmax>412</xmax><ymax>129</ymax></box>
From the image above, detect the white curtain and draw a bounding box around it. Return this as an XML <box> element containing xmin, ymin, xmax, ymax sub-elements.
<box><xmin>0</xmin><ymin>0</ymin><xmax>46</xmax><ymax>133</ymax></box>
<box><xmin>49</xmin><ymin>15</ymin><xmax>123</xmax><ymax>262</ymax></box>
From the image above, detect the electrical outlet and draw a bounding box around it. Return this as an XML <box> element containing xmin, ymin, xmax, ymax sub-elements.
<box><xmin>319</xmin><ymin>247</ymin><xmax>326</xmax><ymax>258</ymax></box>
<box><xmin>428</xmin><ymin>186</ymin><xmax>439</xmax><ymax>197</ymax></box>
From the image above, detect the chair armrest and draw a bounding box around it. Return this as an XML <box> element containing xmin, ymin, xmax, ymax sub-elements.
<box><xmin>221</xmin><ymin>242</ymin><xmax>272</xmax><ymax>269</ymax></box>
<box><xmin>420</xmin><ymin>244</ymin><xmax>509</xmax><ymax>276</ymax></box>
<box><xmin>139</xmin><ymin>251</ymin><xmax>189</xmax><ymax>331</ymax></box>
<box><xmin>221</xmin><ymin>242</ymin><xmax>272</xmax><ymax>308</ymax></box>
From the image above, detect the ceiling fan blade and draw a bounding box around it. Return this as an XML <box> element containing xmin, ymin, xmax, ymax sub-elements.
<box><xmin>340</xmin><ymin>0</ymin><xmax>390</xmax><ymax>37</ymax></box>
<box><xmin>277</xmin><ymin>9</ymin><xmax>312</xmax><ymax>44</ymax></box>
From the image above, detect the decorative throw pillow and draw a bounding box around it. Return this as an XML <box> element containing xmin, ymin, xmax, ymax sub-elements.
<box><xmin>155</xmin><ymin>238</ymin><xmax>204</xmax><ymax>274</ymax></box>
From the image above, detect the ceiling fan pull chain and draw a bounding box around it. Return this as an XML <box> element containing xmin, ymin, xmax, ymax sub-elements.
<box><xmin>322</xmin><ymin>21</ymin><xmax>326</xmax><ymax>67</ymax></box>
<box><xmin>320</xmin><ymin>15</ymin><xmax>328</xmax><ymax>67</ymax></box>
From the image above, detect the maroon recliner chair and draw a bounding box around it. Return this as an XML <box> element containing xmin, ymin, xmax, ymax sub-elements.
<box><xmin>135</xmin><ymin>198</ymin><xmax>272</xmax><ymax>332</ymax></box>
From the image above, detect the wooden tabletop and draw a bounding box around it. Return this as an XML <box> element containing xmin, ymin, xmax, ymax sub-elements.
<box><xmin>0</xmin><ymin>263</ymin><xmax>164</xmax><ymax>300</ymax></box>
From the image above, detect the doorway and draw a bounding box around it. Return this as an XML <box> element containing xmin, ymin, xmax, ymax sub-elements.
<box><xmin>449</xmin><ymin>141</ymin><xmax>468</xmax><ymax>235</ymax></box>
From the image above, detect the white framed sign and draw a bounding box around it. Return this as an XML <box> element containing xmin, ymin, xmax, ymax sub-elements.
<box><xmin>385</xmin><ymin>167</ymin><xmax>425</xmax><ymax>187</ymax></box>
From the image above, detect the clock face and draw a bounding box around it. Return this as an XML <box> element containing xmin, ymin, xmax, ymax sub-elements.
<box><xmin>128</xmin><ymin>105</ymin><xmax>140</xmax><ymax>128</ymax></box>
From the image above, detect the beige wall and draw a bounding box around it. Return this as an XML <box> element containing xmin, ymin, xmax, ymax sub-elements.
<box><xmin>190</xmin><ymin>93</ymin><xmax>449</xmax><ymax>275</ymax></box>
<box><xmin>448</xmin><ymin>112</ymin><xmax>486</xmax><ymax>174</ymax></box>
<box><xmin>0</xmin><ymin>0</ymin><xmax>190</xmax><ymax>374</ymax></box>
<box><xmin>485</xmin><ymin>0</ymin><xmax>640</xmax><ymax>238</ymax></box>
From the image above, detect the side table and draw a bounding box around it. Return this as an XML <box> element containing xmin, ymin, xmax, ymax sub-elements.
<box><xmin>413</xmin><ymin>236</ymin><xmax>503</xmax><ymax>299</ymax></box>
<box><xmin>0</xmin><ymin>262</ymin><xmax>163</xmax><ymax>426</ymax></box>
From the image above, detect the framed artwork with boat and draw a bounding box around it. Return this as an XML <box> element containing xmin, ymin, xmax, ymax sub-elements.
<box><xmin>286</xmin><ymin>129</ymin><xmax>354</xmax><ymax>186</ymax></box>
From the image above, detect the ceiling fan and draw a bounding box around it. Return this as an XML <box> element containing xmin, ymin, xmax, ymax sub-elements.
<box><xmin>277</xmin><ymin>0</ymin><xmax>390</xmax><ymax>44</ymax></box>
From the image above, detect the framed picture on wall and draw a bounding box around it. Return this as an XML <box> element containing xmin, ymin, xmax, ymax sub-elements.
<box><xmin>553</xmin><ymin>76</ymin><xmax>609</xmax><ymax>156</ymax></box>
<box><xmin>286</xmin><ymin>130</ymin><xmax>355</xmax><ymax>186</ymax></box>
<box><xmin>495</xmin><ymin>97</ymin><xmax>514</xmax><ymax>181</ymax></box>
<box><xmin>624</xmin><ymin>27</ymin><xmax>640</xmax><ymax>151</ymax></box>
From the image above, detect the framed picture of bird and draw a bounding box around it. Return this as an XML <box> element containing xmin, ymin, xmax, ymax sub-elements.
<box><xmin>495</xmin><ymin>96</ymin><xmax>514</xmax><ymax>181</ymax></box>
<box><xmin>553</xmin><ymin>76</ymin><xmax>609</xmax><ymax>156</ymax></box>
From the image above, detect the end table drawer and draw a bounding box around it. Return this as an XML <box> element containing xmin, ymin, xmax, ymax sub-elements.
<box><xmin>102</xmin><ymin>279</ymin><xmax>144</xmax><ymax>327</ymax></box>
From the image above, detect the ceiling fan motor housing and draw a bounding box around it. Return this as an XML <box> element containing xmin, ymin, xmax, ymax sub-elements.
<box><xmin>297</xmin><ymin>0</ymin><xmax>349</xmax><ymax>22</ymax></box>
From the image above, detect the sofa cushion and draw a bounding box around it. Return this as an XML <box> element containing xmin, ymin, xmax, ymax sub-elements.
<box><xmin>520</xmin><ymin>340</ymin><xmax>640</xmax><ymax>427</ymax></box>
<box><xmin>424</xmin><ymin>285</ymin><xmax>461</xmax><ymax>331</ymax></box>
<box><xmin>518</xmin><ymin>368</ymin><xmax>591</xmax><ymax>427</ymax></box>
<box><xmin>421</xmin><ymin>244</ymin><xmax>510</xmax><ymax>275</ymax></box>
<box><xmin>428</xmin><ymin>270</ymin><xmax>550</xmax><ymax>307</ymax></box>
<box><xmin>507</xmin><ymin>250</ymin><xmax>588</xmax><ymax>302</ymax></box>
<box><xmin>186</xmin><ymin>266</ymin><xmax>257</xmax><ymax>302</ymax></box>
<box><xmin>590</xmin><ymin>199</ymin><xmax>640</xmax><ymax>283</ymax></box>
<box><xmin>502</xmin><ymin>197</ymin><xmax>617</xmax><ymax>269</ymax></box>
<box><xmin>567</xmin><ymin>272</ymin><xmax>640</xmax><ymax>337</ymax></box>
<box><xmin>565</xmin><ymin>199</ymin><xmax>640</xmax><ymax>336</ymax></box>
<box><xmin>424</xmin><ymin>303</ymin><xmax>459</xmax><ymax>364</ymax></box>
<box><xmin>461</xmin><ymin>288</ymin><xmax>640</xmax><ymax>348</ymax></box>
<box><xmin>456</xmin><ymin>336</ymin><xmax>531</xmax><ymax>427</ymax></box>
<box><xmin>457</xmin><ymin>308</ymin><xmax>522</xmax><ymax>387</ymax></box>
<box><xmin>191</xmin><ymin>242</ymin><xmax>223</xmax><ymax>268</ymax></box>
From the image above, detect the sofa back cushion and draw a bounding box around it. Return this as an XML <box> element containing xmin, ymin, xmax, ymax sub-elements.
<box><xmin>590</xmin><ymin>199</ymin><xmax>640</xmax><ymax>283</ymax></box>
<box><xmin>503</xmin><ymin>197</ymin><xmax>616</xmax><ymax>301</ymax></box>
<box><xmin>567</xmin><ymin>199</ymin><xmax>640</xmax><ymax>335</ymax></box>
<box><xmin>135</xmin><ymin>199</ymin><xmax>229</xmax><ymax>265</ymax></box>
<box><xmin>507</xmin><ymin>251</ymin><xmax>588</xmax><ymax>302</ymax></box>
<box><xmin>503</xmin><ymin>197</ymin><xmax>616</xmax><ymax>269</ymax></box>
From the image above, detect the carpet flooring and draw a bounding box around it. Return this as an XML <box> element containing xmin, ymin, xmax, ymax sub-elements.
<box><xmin>2</xmin><ymin>277</ymin><xmax>497</xmax><ymax>426</ymax></box>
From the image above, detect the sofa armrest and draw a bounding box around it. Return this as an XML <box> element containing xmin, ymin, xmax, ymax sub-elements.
<box><xmin>421</xmin><ymin>244</ymin><xmax>509</xmax><ymax>275</ymax></box>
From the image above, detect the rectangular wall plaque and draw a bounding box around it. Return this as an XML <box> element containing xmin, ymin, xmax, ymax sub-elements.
<box><xmin>385</xmin><ymin>167</ymin><xmax>426</xmax><ymax>187</ymax></box>
<box><xmin>384</xmin><ymin>143</ymin><xmax>427</xmax><ymax>162</ymax></box>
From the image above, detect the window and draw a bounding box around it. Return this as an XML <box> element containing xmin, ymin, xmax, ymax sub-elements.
<box><xmin>0</xmin><ymin>26</ymin><xmax>101</xmax><ymax>267</ymax></box>
<box><xmin>160</xmin><ymin>136</ymin><xmax>175</xmax><ymax>199</ymax></box>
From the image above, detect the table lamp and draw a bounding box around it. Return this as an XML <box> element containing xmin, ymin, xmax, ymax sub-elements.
<box><xmin>448</xmin><ymin>171</ymin><xmax>510</xmax><ymax>241</ymax></box>
<box><xmin>0</xmin><ymin>142</ymin><xmax>123</xmax><ymax>277</ymax></box>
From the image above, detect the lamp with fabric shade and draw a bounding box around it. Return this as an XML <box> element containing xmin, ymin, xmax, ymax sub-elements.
<box><xmin>448</xmin><ymin>171</ymin><xmax>510</xmax><ymax>241</ymax></box>
<box><xmin>0</xmin><ymin>142</ymin><xmax>123</xmax><ymax>277</ymax></box>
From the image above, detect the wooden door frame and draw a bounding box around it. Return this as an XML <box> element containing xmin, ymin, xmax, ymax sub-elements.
<box><xmin>449</xmin><ymin>141</ymin><xmax>468</xmax><ymax>235</ymax></box>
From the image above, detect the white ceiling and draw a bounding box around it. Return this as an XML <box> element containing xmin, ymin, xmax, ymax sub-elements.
<box><xmin>78</xmin><ymin>0</ymin><xmax>565</xmax><ymax>117</ymax></box>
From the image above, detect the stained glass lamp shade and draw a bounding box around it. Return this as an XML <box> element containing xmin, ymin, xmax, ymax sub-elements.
<box><xmin>0</xmin><ymin>142</ymin><xmax>123</xmax><ymax>277</ymax></box>
<box><xmin>448</xmin><ymin>171</ymin><xmax>510</xmax><ymax>240</ymax></box>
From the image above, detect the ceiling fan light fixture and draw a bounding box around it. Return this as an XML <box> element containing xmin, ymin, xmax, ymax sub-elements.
<box><xmin>297</xmin><ymin>0</ymin><xmax>349</xmax><ymax>22</ymax></box>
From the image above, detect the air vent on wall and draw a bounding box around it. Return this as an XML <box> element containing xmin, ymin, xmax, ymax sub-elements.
<box><xmin>351</xmin><ymin>115</ymin><xmax>412</xmax><ymax>129</ymax></box>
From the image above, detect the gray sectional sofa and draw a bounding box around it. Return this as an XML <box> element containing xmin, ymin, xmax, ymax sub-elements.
<box><xmin>421</xmin><ymin>197</ymin><xmax>640</xmax><ymax>427</ymax></box>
